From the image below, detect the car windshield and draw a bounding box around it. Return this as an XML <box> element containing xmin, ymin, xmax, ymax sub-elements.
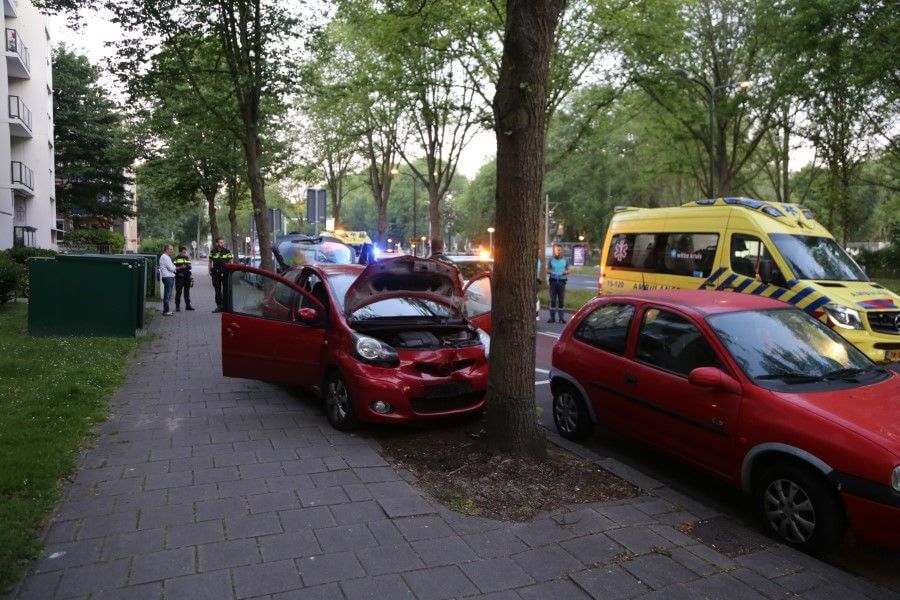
<box><xmin>327</xmin><ymin>274</ymin><xmax>359</xmax><ymax>311</ymax></box>
<box><xmin>454</xmin><ymin>260</ymin><xmax>493</xmax><ymax>281</ymax></box>
<box><xmin>707</xmin><ymin>308</ymin><xmax>873</xmax><ymax>383</ymax></box>
<box><xmin>276</xmin><ymin>240</ymin><xmax>354</xmax><ymax>266</ymax></box>
<box><xmin>349</xmin><ymin>298</ymin><xmax>459</xmax><ymax>321</ymax></box>
<box><xmin>769</xmin><ymin>234</ymin><xmax>867</xmax><ymax>281</ymax></box>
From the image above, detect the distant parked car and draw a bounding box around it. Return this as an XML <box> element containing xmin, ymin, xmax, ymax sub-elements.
<box><xmin>445</xmin><ymin>255</ymin><xmax>493</xmax><ymax>282</ymax></box>
<box><xmin>550</xmin><ymin>290</ymin><xmax>900</xmax><ymax>554</ymax></box>
<box><xmin>221</xmin><ymin>256</ymin><xmax>491</xmax><ymax>430</ymax></box>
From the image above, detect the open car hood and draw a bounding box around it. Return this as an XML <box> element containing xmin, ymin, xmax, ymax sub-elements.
<box><xmin>343</xmin><ymin>256</ymin><xmax>463</xmax><ymax>317</ymax></box>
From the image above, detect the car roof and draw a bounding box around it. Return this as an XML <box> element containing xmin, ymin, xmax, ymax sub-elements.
<box><xmin>311</xmin><ymin>264</ymin><xmax>364</xmax><ymax>277</ymax></box>
<box><xmin>601</xmin><ymin>290</ymin><xmax>788</xmax><ymax>315</ymax></box>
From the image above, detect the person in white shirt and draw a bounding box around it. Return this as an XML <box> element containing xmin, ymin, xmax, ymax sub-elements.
<box><xmin>158</xmin><ymin>244</ymin><xmax>177</xmax><ymax>316</ymax></box>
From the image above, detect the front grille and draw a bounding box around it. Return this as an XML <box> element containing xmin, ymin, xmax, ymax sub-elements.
<box><xmin>410</xmin><ymin>392</ymin><xmax>483</xmax><ymax>414</ymax></box>
<box><xmin>414</xmin><ymin>360</ymin><xmax>476</xmax><ymax>377</ymax></box>
<box><xmin>867</xmin><ymin>311</ymin><xmax>900</xmax><ymax>335</ymax></box>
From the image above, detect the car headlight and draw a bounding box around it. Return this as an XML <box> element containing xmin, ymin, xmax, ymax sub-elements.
<box><xmin>352</xmin><ymin>334</ymin><xmax>399</xmax><ymax>367</ymax></box>
<box><xmin>476</xmin><ymin>328</ymin><xmax>490</xmax><ymax>358</ymax></box>
<box><xmin>892</xmin><ymin>465</ymin><xmax>900</xmax><ymax>493</ymax></box>
<box><xmin>823</xmin><ymin>304</ymin><xmax>864</xmax><ymax>330</ymax></box>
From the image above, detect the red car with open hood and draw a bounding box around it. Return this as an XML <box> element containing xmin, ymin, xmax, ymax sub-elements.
<box><xmin>221</xmin><ymin>256</ymin><xmax>490</xmax><ymax>430</ymax></box>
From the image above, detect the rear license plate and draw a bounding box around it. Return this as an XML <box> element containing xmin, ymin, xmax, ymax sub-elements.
<box><xmin>887</xmin><ymin>350</ymin><xmax>900</xmax><ymax>362</ymax></box>
<box><xmin>425</xmin><ymin>381</ymin><xmax>472</xmax><ymax>399</ymax></box>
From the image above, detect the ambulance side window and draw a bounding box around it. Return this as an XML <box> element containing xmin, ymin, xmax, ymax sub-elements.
<box><xmin>730</xmin><ymin>235</ymin><xmax>784</xmax><ymax>285</ymax></box>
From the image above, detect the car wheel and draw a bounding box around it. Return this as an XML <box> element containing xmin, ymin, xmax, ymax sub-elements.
<box><xmin>552</xmin><ymin>383</ymin><xmax>593</xmax><ymax>441</ymax></box>
<box><xmin>755</xmin><ymin>462</ymin><xmax>845</xmax><ymax>555</ymax></box>
<box><xmin>324</xmin><ymin>372</ymin><xmax>358</xmax><ymax>431</ymax></box>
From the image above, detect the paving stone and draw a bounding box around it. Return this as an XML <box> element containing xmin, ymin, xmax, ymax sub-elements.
<box><xmin>195</xmin><ymin>466</ymin><xmax>241</xmax><ymax>485</ymax></box>
<box><xmin>356</xmin><ymin>543</ymin><xmax>424</xmax><ymax>575</ymax></box>
<box><xmin>102</xmin><ymin>529</ymin><xmax>166</xmax><ymax>561</ymax></box>
<box><xmin>248</xmin><ymin>491</ymin><xmax>301</xmax><ymax>514</ymax></box>
<box><xmin>298</xmin><ymin>486</ymin><xmax>350</xmax><ymax>507</ymax></box>
<box><xmin>89</xmin><ymin>581</ymin><xmax>163</xmax><ymax>599</ymax></box>
<box><xmin>112</xmin><ymin>490</ymin><xmax>168</xmax><ymax>513</ymax></box>
<box><xmin>514</xmin><ymin>517</ymin><xmax>580</xmax><ymax>547</ymax></box>
<box><xmin>130</xmin><ymin>547</ymin><xmax>195</xmax><ymax>584</ymax></box>
<box><xmin>620</xmin><ymin>552</ymin><xmax>698</xmax><ymax>590</ymax></box>
<box><xmin>772</xmin><ymin>570</ymin><xmax>829</xmax><ymax>594</ymax></box>
<box><xmin>340</xmin><ymin>573</ymin><xmax>414</xmax><ymax>600</ymax></box>
<box><xmin>395</xmin><ymin>515</ymin><xmax>455</xmax><ymax>542</ymax></box>
<box><xmin>79</xmin><ymin>511</ymin><xmax>140</xmax><ymax>539</ymax></box>
<box><xmin>315</xmin><ymin>524</ymin><xmax>379</xmax><ymax>553</ymax></box>
<box><xmin>164</xmin><ymin>571</ymin><xmax>234</xmax><ymax>600</ymax></box>
<box><xmin>297</xmin><ymin>551</ymin><xmax>366</xmax><ymax>586</ymax></box>
<box><xmin>512</xmin><ymin>545</ymin><xmax>583</xmax><ymax>581</ymax></box>
<box><xmin>169</xmin><ymin>483</ymin><xmax>218</xmax><ymax>505</ymax></box>
<box><xmin>682</xmin><ymin>542</ymin><xmax>736</xmax><ymax>571</ymax></box>
<box><xmin>55</xmin><ymin>497</ymin><xmax>115</xmax><ymax>521</ymax></box>
<box><xmin>796</xmin><ymin>582</ymin><xmax>881</xmax><ymax>600</ymax></box>
<box><xmin>647</xmin><ymin>523</ymin><xmax>697</xmax><ymax>546</ymax></box>
<box><xmin>311</xmin><ymin>469</ymin><xmax>362</xmax><ymax>488</ymax></box>
<box><xmin>259</xmin><ymin>531</ymin><xmax>322</xmax><ymax>561</ymax></box>
<box><xmin>144</xmin><ymin>470</ymin><xmax>194</xmax><ymax>491</ymax></box>
<box><xmin>272</xmin><ymin>583</ymin><xmax>342</xmax><ymax>600</ymax></box>
<box><xmin>461</xmin><ymin>557</ymin><xmax>534</xmax><ymax>593</ymax></box>
<box><xmin>196</xmin><ymin>497</ymin><xmax>247</xmax><ymax>522</ymax></box>
<box><xmin>411</xmin><ymin>536</ymin><xmax>478</xmax><ymax>567</ymax></box>
<box><xmin>679</xmin><ymin>572</ymin><xmax>769</xmax><ymax>599</ymax></box>
<box><xmin>730</xmin><ymin>567</ymin><xmax>799</xmax><ymax>599</ymax></box>
<box><xmin>43</xmin><ymin>520</ymin><xmax>81</xmax><ymax>544</ymax></box>
<box><xmin>552</xmin><ymin>509</ymin><xmax>617</xmax><ymax>536</ymax></box>
<box><xmin>282</xmin><ymin>458</ymin><xmax>328</xmax><ymax>475</ymax></box>
<box><xmin>328</xmin><ymin>500</ymin><xmax>385</xmax><ymax>526</ymax></box>
<box><xmin>518</xmin><ymin>579</ymin><xmax>592</xmax><ymax>600</ymax></box>
<box><xmin>560</xmin><ymin>533</ymin><xmax>627</xmax><ymax>565</ymax></box>
<box><xmin>96</xmin><ymin>477</ymin><xmax>146</xmax><ymax>496</ymax></box>
<box><xmin>233</xmin><ymin>559</ymin><xmax>303</xmax><ymax>598</ymax></box>
<box><xmin>667</xmin><ymin>546</ymin><xmax>722</xmax><ymax>577</ymax></box>
<box><xmin>225</xmin><ymin>512</ymin><xmax>282</xmax><ymax>540</ymax></box>
<box><xmin>368</xmin><ymin>519</ymin><xmax>406</xmax><ymax>547</ymax></box>
<box><xmin>344</xmin><ymin>483</ymin><xmax>375</xmax><ymax>502</ymax></box>
<box><xmin>218</xmin><ymin>477</ymin><xmax>269</xmax><ymax>498</ymax></box>
<box><xmin>16</xmin><ymin>570</ymin><xmax>61</xmax><ymax>600</ymax></box>
<box><xmin>736</xmin><ymin>549</ymin><xmax>804</xmax><ymax>578</ymax></box>
<box><xmin>149</xmin><ymin>446</ymin><xmax>192</xmax><ymax>462</ymax></box>
<box><xmin>606</xmin><ymin>526</ymin><xmax>675</xmax><ymax>555</ymax></box>
<box><xmin>595</xmin><ymin>504</ymin><xmax>658</xmax><ymax>527</ymax></box>
<box><xmin>403</xmin><ymin>565</ymin><xmax>479</xmax><ymax>600</ymax></box>
<box><xmin>570</xmin><ymin>565</ymin><xmax>649</xmax><ymax>599</ymax></box>
<box><xmin>199</xmin><ymin>538</ymin><xmax>261</xmax><ymax>571</ymax></box>
<box><xmin>462</xmin><ymin>529</ymin><xmax>528</xmax><ymax>559</ymax></box>
<box><xmin>138</xmin><ymin>504</ymin><xmax>194</xmax><ymax>530</ymax></box>
<box><xmin>355</xmin><ymin>467</ymin><xmax>401</xmax><ymax>483</ymax></box>
<box><xmin>279</xmin><ymin>506</ymin><xmax>335</xmax><ymax>531</ymax></box>
<box><xmin>240</xmin><ymin>461</ymin><xmax>286</xmax><ymax>480</ymax></box>
<box><xmin>265</xmin><ymin>474</ymin><xmax>315</xmax><ymax>493</ymax></box>
<box><xmin>55</xmin><ymin>559</ymin><xmax>128</xmax><ymax>597</ymax></box>
<box><xmin>166</xmin><ymin>519</ymin><xmax>225</xmax><ymax>548</ymax></box>
<box><xmin>34</xmin><ymin>538</ymin><xmax>104</xmax><ymax>572</ymax></box>
<box><xmin>439</xmin><ymin>510</ymin><xmax>505</xmax><ymax>536</ymax></box>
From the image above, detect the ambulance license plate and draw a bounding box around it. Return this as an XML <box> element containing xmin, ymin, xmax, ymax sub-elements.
<box><xmin>887</xmin><ymin>350</ymin><xmax>900</xmax><ymax>362</ymax></box>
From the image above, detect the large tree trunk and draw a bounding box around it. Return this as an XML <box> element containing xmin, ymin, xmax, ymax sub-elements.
<box><xmin>227</xmin><ymin>178</ymin><xmax>240</xmax><ymax>260</ymax></box>
<box><xmin>486</xmin><ymin>0</ymin><xmax>566</xmax><ymax>459</ymax></box>
<box><xmin>243</xmin><ymin>121</ymin><xmax>272</xmax><ymax>271</ymax></box>
<box><xmin>205</xmin><ymin>190</ymin><xmax>219</xmax><ymax>241</ymax></box>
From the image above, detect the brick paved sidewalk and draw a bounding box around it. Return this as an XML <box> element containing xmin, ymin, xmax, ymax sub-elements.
<box><xmin>13</xmin><ymin>266</ymin><xmax>896</xmax><ymax>599</ymax></box>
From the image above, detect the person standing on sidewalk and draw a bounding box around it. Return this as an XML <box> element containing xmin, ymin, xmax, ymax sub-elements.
<box><xmin>159</xmin><ymin>244</ymin><xmax>177</xmax><ymax>316</ymax></box>
<box><xmin>209</xmin><ymin>237</ymin><xmax>234</xmax><ymax>313</ymax></box>
<box><xmin>547</xmin><ymin>244</ymin><xmax>570</xmax><ymax>324</ymax></box>
<box><xmin>173</xmin><ymin>246</ymin><xmax>194</xmax><ymax>312</ymax></box>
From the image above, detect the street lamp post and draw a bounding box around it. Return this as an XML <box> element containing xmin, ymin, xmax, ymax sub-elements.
<box><xmin>487</xmin><ymin>227</ymin><xmax>495</xmax><ymax>253</ymax></box>
<box><xmin>390</xmin><ymin>167</ymin><xmax>418</xmax><ymax>256</ymax></box>
<box><xmin>672</xmin><ymin>68</ymin><xmax>751</xmax><ymax>198</ymax></box>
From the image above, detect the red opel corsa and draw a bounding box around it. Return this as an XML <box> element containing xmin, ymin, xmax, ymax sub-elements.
<box><xmin>550</xmin><ymin>291</ymin><xmax>900</xmax><ymax>554</ymax></box>
<box><xmin>221</xmin><ymin>257</ymin><xmax>490</xmax><ymax>430</ymax></box>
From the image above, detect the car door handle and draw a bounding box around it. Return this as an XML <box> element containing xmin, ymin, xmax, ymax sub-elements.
<box><xmin>226</xmin><ymin>323</ymin><xmax>240</xmax><ymax>336</ymax></box>
<box><xmin>624</xmin><ymin>373</ymin><xmax>637</xmax><ymax>385</ymax></box>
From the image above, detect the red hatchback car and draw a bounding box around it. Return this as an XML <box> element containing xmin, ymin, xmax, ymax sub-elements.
<box><xmin>221</xmin><ymin>257</ymin><xmax>490</xmax><ymax>430</ymax></box>
<box><xmin>550</xmin><ymin>291</ymin><xmax>900</xmax><ymax>554</ymax></box>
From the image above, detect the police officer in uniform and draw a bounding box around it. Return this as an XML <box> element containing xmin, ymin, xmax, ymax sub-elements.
<box><xmin>173</xmin><ymin>246</ymin><xmax>194</xmax><ymax>312</ymax></box>
<box><xmin>209</xmin><ymin>237</ymin><xmax>234</xmax><ymax>313</ymax></box>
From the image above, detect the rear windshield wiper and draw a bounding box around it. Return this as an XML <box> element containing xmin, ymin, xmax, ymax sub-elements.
<box><xmin>755</xmin><ymin>373</ymin><xmax>823</xmax><ymax>383</ymax></box>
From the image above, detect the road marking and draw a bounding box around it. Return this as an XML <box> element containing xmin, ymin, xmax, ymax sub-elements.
<box><xmin>538</xmin><ymin>332</ymin><xmax>561</xmax><ymax>340</ymax></box>
<box><xmin>534</xmin><ymin>368</ymin><xmax>550</xmax><ymax>374</ymax></box>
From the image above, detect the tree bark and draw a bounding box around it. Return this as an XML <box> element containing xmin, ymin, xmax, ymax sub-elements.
<box><xmin>486</xmin><ymin>0</ymin><xmax>566</xmax><ymax>459</ymax></box>
<box><xmin>227</xmin><ymin>176</ymin><xmax>240</xmax><ymax>259</ymax></box>
<box><xmin>204</xmin><ymin>189</ymin><xmax>219</xmax><ymax>242</ymax></box>
<box><xmin>242</xmin><ymin>121</ymin><xmax>271</xmax><ymax>271</ymax></box>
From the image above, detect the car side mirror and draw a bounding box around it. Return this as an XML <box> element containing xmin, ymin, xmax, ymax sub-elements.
<box><xmin>296</xmin><ymin>307</ymin><xmax>318</xmax><ymax>323</ymax></box>
<box><xmin>688</xmin><ymin>367</ymin><xmax>740</xmax><ymax>394</ymax></box>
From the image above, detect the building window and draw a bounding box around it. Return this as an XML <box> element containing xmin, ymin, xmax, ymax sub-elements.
<box><xmin>13</xmin><ymin>226</ymin><xmax>36</xmax><ymax>248</ymax></box>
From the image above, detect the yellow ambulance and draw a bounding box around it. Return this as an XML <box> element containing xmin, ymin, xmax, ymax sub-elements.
<box><xmin>598</xmin><ymin>197</ymin><xmax>900</xmax><ymax>364</ymax></box>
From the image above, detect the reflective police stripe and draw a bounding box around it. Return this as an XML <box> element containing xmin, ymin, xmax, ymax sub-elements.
<box><xmin>769</xmin><ymin>288</ymin><xmax>786</xmax><ymax>300</ymax></box>
<box><xmin>733</xmin><ymin>278</ymin><xmax>755</xmax><ymax>293</ymax></box>
<box><xmin>804</xmin><ymin>296</ymin><xmax>832</xmax><ymax>314</ymax></box>
<box><xmin>749</xmin><ymin>283</ymin><xmax>768</xmax><ymax>295</ymax></box>
<box><xmin>701</xmin><ymin>267</ymin><xmax>726</xmax><ymax>290</ymax></box>
<box><xmin>785</xmin><ymin>286</ymin><xmax>814</xmax><ymax>306</ymax></box>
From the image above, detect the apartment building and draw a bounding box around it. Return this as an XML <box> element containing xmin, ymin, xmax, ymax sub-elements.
<box><xmin>0</xmin><ymin>0</ymin><xmax>54</xmax><ymax>250</ymax></box>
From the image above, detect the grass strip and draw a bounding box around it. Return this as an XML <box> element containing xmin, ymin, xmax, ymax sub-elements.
<box><xmin>0</xmin><ymin>303</ymin><xmax>143</xmax><ymax>592</ymax></box>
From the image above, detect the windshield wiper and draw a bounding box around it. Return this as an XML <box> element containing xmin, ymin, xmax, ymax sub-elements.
<box><xmin>755</xmin><ymin>373</ymin><xmax>823</xmax><ymax>383</ymax></box>
<box><xmin>822</xmin><ymin>367</ymin><xmax>874</xmax><ymax>380</ymax></box>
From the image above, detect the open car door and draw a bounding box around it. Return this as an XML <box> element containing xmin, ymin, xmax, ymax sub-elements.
<box><xmin>222</xmin><ymin>264</ymin><xmax>326</xmax><ymax>386</ymax></box>
<box><xmin>463</xmin><ymin>271</ymin><xmax>492</xmax><ymax>334</ymax></box>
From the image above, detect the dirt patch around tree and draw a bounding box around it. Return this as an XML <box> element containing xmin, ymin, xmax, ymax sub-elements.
<box><xmin>374</xmin><ymin>418</ymin><xmax>643</xmax><ymax>521</ymax></box>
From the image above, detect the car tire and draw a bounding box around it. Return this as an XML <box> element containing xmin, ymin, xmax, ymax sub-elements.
<box><xmin>552</xmin><ymin>383</ymin><xmax>594</xmax><ymax>441</ymax></box>
<box><xmin>324</xmin><ymin>371</ymin><xmax>358</xmax><ymax>431</ymax></box>
<box><xmin>755</xmin><ymin>462</ymin><xmax>846</xmax><ymax>555</ymax></box>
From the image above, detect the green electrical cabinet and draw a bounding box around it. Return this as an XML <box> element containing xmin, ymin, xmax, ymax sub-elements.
<box><xmin>137</xmin><ymin>253</ymin><xmax>158</xmax><ymax>297</ymax></box>
<box><xmin>28</xmin><ymin>254</ymin><xmax>145</xmax><ymax>337</ymax></box>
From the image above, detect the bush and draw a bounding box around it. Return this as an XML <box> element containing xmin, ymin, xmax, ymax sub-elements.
<box><xmin>0</xmin><ymin>256</ymin><xmax>25</xmax><ymax>304</ymax></box>
<box><xmin>4</xmin><ymin>247</ymin><xmax>57</xmax><ymax>265</ymax></box>
<box><xmin>856</xmin><ymin>246</ymin><xmax>900</xmax><ymax>278</ymax></box>
<box><xmin>138</xmin><ymin>238</ymin><xmax>172</xmax><ymax>257</ymax></box>
<box><xmin>63</xmin><ymin>229</ymin><xmax>126</xmax><ymax>253</ymax></box>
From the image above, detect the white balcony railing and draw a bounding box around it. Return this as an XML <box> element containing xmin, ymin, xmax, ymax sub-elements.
<box><xmin>5</xmin><ymin>28</ymin><xmax>30</xmax><ymax>75</ymax></box>
<box><xmin>11</xmin><ymin>160</ymin><xmax>34</xmax><ymax>191</ymax></box>
<box><xmin>8</xmin><ymin>95</ymin><xmax>32</xmax><ymax>134</ymax></box>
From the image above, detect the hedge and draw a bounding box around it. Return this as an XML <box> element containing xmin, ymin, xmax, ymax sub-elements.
<box><xmin>0</xmin><ymin>256</ymin><xmax>25</xmax><ymax>304</ymax></box>
<box><xmin>138</xmin><ymin>238</ymin><xmax>173</xmax><ymax>256</ymax></box>
<box><xmin>63</xmin><ymin>229</ymin><xmax>126</xmax><ymax>253</ymax></box>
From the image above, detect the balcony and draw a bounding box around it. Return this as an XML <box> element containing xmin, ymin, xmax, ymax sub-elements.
<box><xmin>3</xmin><ymin>0</ymin><xmax>17</xmax><ymax>18</ymax></box>
<box><xmin>8</xmin><ymin>95</ymin><xmax>32</xmax><ymax>137</ymax></box>
<box><xmin>5</xmin><ymin>28</ymin><xmax>30</xmax><ymax>79</ymax></box>
<box><xmin>11</xmin><ymin>160</ymin><xmax>33</xmax><ymax>198</ymax></box>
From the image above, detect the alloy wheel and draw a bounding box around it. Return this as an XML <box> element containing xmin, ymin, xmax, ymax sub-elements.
<box><xmin>762</xmin><ymin>478</ymin><xmax>816</xmax><ymax>544</ymax></box>
<box><xmin>554</xmin><ymin>391</ymin><xmax>579</xmax><ymax>434</ymax></box>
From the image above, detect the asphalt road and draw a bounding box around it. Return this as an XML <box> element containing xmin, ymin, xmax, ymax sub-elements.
<box><xmin>530</xmin><ymin>311</ymin><xmax>900</xmax><ymax>591</ymax></box>
<box><xmin>562</xmin><ymin>274</ymin><xmax>598</xmax><ymax>291</ymax></box>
